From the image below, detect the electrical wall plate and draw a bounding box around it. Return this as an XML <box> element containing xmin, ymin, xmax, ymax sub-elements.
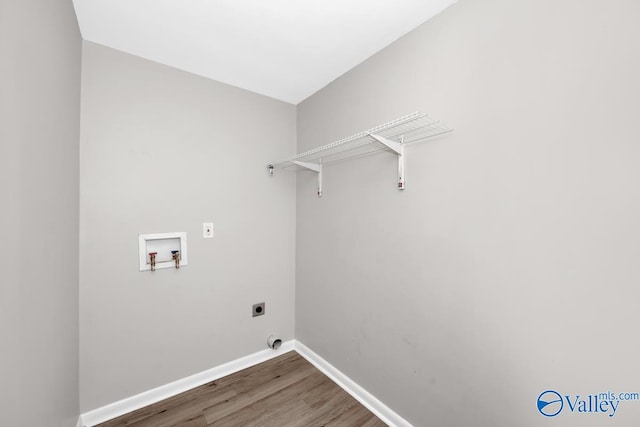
<box><xmin>252</xmin><ymin>302</ymin><xmax>265</xmax><ymax>317</ymax></box>
<box><xmin>203</xmin><ymin>222</ymin><xmax>214</xmax><ymax>238</ymax></box>
<box><xmin>138</xmin><ymin>232</ymin><xmax>188</xmax><ymax>271</ymax></box>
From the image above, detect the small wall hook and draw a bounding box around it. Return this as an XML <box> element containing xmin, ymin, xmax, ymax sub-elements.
<box><xmin>149</xmin><ymin>252</ymin><xmax>158</xmax><ymax>271</ymax></box>
<box><xmin>171</xmin><ymin>250</ymin><xmax>180</xmax><ymax>269</ymax></box>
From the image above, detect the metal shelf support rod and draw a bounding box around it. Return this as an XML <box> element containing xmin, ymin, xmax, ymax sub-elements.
<box><xmin>369</xmin><ymin>133</ymin><xmax>405</xmax><ymax>190</ymax></box>
<box><xmin>292</xmin><ymin>160</ymin><xmax>323</xmax><ymax>197</ymax></box>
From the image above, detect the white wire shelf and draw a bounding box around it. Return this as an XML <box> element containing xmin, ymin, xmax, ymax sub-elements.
<box><xmin>267</xmin><ymin>111</ymin><xmax>452</xmax><ymax>197</ymax></box>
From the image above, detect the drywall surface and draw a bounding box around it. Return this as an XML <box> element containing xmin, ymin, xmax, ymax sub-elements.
<box><xmin>0</xmin><ymin>0</ymin><xmax>81</xmax><ymax>426</ymax></box>
<box><xmin>296</xmin><ymin>0</ymin><xmax>640</xmax><ymax>425</ymax></box>
<box><xmin>79</xmin><ymin>42</ymin><xmax>296</xmax><ymax>411</ymax></box>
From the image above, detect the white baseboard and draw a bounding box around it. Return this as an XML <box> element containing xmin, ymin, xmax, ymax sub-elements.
<box><xmin>294</xmin><ymin>341</ymin><xmax>413</xmax><ymax>427</ymax></box>
<box><xmin>79</xmin><ymin>340</ymin><xmax>410</xmax><ymax>427</ymax></box>
<box><xmin>79</xmin><ymin>340</ymin><xmax>295</xmax><ymax>427</ymax></box>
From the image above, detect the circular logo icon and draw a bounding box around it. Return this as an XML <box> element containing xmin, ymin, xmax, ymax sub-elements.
<box><xmin>537</xmin><ymin>390</ymin><xmax>563</xmax><ymax>417</ymax></box>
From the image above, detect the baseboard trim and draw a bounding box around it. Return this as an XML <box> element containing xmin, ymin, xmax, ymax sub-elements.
<box><xmin>79</xmin><ymin>340</ymin><xmax>295</xmax><ymax>427</ymax></box>
<box><xmin>294</xmin><ymin>341</ymin><xmax>413</xmax><ymax>427</ymax></box>
<box><xmin>79</xmin><ymin>340</ymin><xmax>410</xmax><ymax>427</ymax></box>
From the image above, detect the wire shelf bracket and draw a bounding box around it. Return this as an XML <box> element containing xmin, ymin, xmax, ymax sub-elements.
<box><xmin>267</xmin><ymin>111</ymin><xmax>452</xmax><ymax>197</ymax></box>
<box><xmin>369</xmin><ymin>133</ymin><xmax>405</xmax><ymax>190</ymax></box>
<box><xmin>292</xmin><ymin>160</ymin><xmax>323</xmax><ymax>197</ymax></box>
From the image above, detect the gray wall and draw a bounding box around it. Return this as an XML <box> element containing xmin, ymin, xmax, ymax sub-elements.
<box><xmin>0</xmin><ymin>0</ymin><xmax>81</xmax><ymax>426</ymax></box>
<box><xmin>296</xmin><ymin>0</ymin><xmax>640</xmax><ymax>425</ymax></box>
<box><xmin>79</xmin><ymin>42</ymin><xmax>296</xmax><ymax>411</ymax></box>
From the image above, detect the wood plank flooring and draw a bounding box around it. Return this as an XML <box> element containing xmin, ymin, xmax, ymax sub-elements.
<box><xmin>96</xmin><ymin>351</ymin><xmax>387</xmax><ymax>427</ymax></box>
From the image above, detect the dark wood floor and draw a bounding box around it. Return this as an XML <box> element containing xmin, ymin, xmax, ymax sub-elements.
<box><xmin>96</xmin><ymin>351</ymin><xmax>387</xmax><ymax>427</ymax></box>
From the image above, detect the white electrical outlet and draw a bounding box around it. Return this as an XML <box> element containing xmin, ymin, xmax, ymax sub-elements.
<box><xmin>203</xmin><ymin>222</ymin><xmax>214</xmax><ymax>238</ymax></box>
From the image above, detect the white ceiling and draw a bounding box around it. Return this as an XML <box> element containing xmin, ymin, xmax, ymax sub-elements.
<box><xmin>72</xmin><ymin>0</ymin><xmax>457</xmax><ymax>104</ymax></box>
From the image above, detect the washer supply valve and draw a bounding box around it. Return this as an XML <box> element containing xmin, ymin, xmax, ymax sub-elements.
<box><xmin>171</xmin><ymin>250</ymin><xmax>180</xmax><ymax>269</ymax></box>
<box><xmin>149</xmin><ymin>252</ymin><xmax>158</xmax><ymax>271</ymax></box>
